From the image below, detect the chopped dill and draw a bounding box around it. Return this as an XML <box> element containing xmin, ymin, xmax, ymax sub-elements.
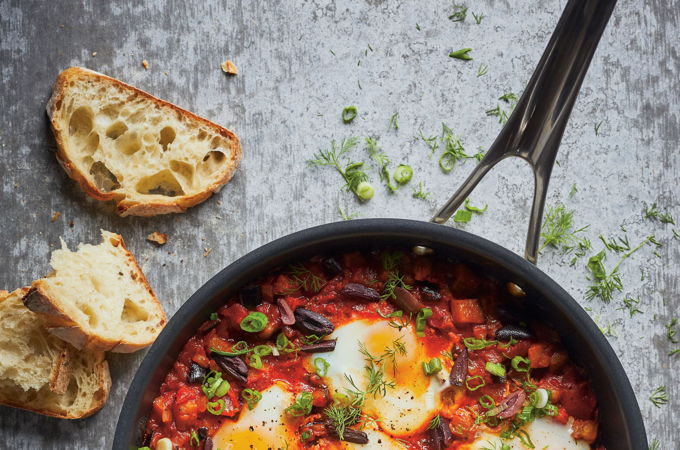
<box><xmin>644</xmin><ymin>203</ymin><xmax>675</xmax><ymax>224</ymax></box>
<box><xmin>540</xmin><ymin>203</ymin><xmax>589</xmax><ymax>251</ymax></box>
<box><xmin>287</xmin><ymin>263</ymin><xmax>325</xmax><ymax>293</ymax></box>
<box><xmin>418</xmin><ymin>130</ymin><xmax>439</xmax><ymax>157</ymax></box>
<box><xmin>472</xmin><ymin>12</ymin><xmax>484</xmax><ymax>24</ymax></box>
<box><xmin>649</xmin><ymin>386</ymin><xmax>668</xmax><ymax>408</ymax></box>
<box><xmin>477</xmin><ymin>63</ymin><xmax>489</xmax><ymax>77</ymax></box>
<box><xmin>338</xmin><ymin>206</ymin><xmax>359</xmax><ymax>221</ymax></box>
<box><xmin>666</xmin><ymin>318</ymin><xmax>678</xmax><ymax>344</ymax></box>
<box><xmin>439</xmin><ymin>124</ymin><xmax>472</xmax><ymax>172</ymax></box>
<box><xmin>413</xmin><ymin>182</ymin><xmax>430</xmax><ymax>200</ymax></box>
<box><xmin>308</xmin><ymin>137</ymin><xmax>372</xmax><ymax>201</ymax></box>
<box><xmin>389</xmin><ymin>112</ymin><xmax>399</xmax><ymax>130</ymax></box>
<box><xmin>448</xmin><ymin>5</ymin><xmax>468</xmax><ymax>22</ymax></box>
<box><xmin>365</xmin><ymin>137</ymin><xmax>397</xmax><ymax>193</ymax></box>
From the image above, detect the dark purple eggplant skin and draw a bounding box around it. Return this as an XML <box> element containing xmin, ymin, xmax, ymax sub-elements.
<box><xmin>197</xmin><ymin>427</ymin><xmax>208</xmax><ymax>440</ymax></box>
<box><xmin>276</xmin><ymin>297</ymin><xmax>296</xmax><ymax>325</ymax></box>
<box><xmin>203</xmin><ymin>437</ymin><xmax>213</xmax><ymax>450</ymax></box>
<box><xmin>340</xmin><ymin>283</ymin><xmax>381</xmax><ymax>302</ymax></box>
<box><xmin>322</xmin><ymin>257</ymin><xmax>343</xmax><ymax>276</ymax></box>
<box><xmin>239</xmin><ymin>285</ymin><xmax>263</xmax><ymax>308</ymax></box>
<box><xmin>429</xmin><ymin>417</ymin><xmax>454</xmax><ymax>450</ymax></box>
<box><xmin>495</xmin><ymin>324</ymin><xmax>532</xmax><ymax>341</ymax></box>
<box><xmin>420</xmin><ymin>281</ymin><xmax>442</xmax><ymax>302</ymax></box>
<box><xmin>449</xmin><ymin>348</ymin><xmax>468</xmax><ymax>386</ymax></box>
<box><xmin>294</xmin><ymin>308</ymin><xmax>335</xmax><ymax>336</ymax></box>
<box><xmin>328</xmin><ymin>427</ymin><xmax>369</xmax><ymax>444</ymax></box>
<box><xmin>212</xmin><ymin>354</ymin><xmax>248</xmax><ymax>384</ymax></box>
<box><xmin>187</xmin><ymin>363</ymin><xmax>208</xmax><ymax>384</ymax></box>
<box><xmin>301</xmin><ymin>339</ymin><xmax>337</xmax><ymax>353</ymax></box>
<box><xmin>393</xmin><ymin>286</ymin><xmax>425</xmax><ymax>313</ymax></box>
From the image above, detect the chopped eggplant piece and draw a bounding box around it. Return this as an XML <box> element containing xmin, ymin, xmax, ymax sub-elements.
<box><xmin>203</xmin><ymin>437</ymin><xmax>213</xmax><ymax>450</ymax></box>
<box><xmin>495</xmin><ymin>324</ymin><xmax>532</xmax><ymax>341</ymax></box>
<box><xmin>188</xmin><ymin>363</ymin><xmax>207</xmax><ymax>384</ymax></box>
<box><xmin>429</xmin><ymin>416</ymin><xmax>454</xmax><ymax>450</ymax></box>
<box><xmin>197</xmin><ymin>427</ymin><xmax>208</xmax><ymax>440</ymax></box>
<box><xmin>328</xmin><ymin>426</ymin><xmax>370</xmax><ymax>444</ymax></box>
<box><xmin>294</xmin><ymin>308</ymin><xmax>335</xmax><ymax>336</ymax></box>
<box><xmin>239</xmin><ymin>285</ymin><xmax>263</xmax><ymax>308</ymax></box>
<box><xmin>393</xmin><ymin>287</ymin><xmax>424</xmax><ymax>313</ymax></box>
<box><xmin>301</xmin><ymin>339</ymin><xmax>337</xmax><ymax>353</ymax></box>
<box><xmin>212</xmin><ymin>354</ymin><xmax>249</xmax><ymax>384</ymax></box>
<box><xmin>276</xmin><ymin>298</ymin><xmax>296</xmax><ymax>325</ymax></box>
<box><xmin>322</xmin><ymin>257</ymin><xmax>343</xmax><ymax>276</ymax></box>
<box><xmin>340</xmin><ymin>283</ymin><xmax>381</xmax><ymax>302</ymax></box>
<box><xmin>197</xmin><ymin>319</ymin><xmax>219</xmax><ymax>335</ymax></box>
<box><xmin>449</xmin><ymin>348</ymin><xmax>468</xmax><ymax>386</ymax></box>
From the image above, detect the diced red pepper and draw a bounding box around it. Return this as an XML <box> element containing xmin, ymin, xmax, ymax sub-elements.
<box><xmin>528</xmin><ymin>343</ymin><xmax>552</xmax><ymax>368</ymax></box>
<box><xmin>450</xmin><ymin>299</ymin><xmax>485</xmax><ymax>324</ymax></box>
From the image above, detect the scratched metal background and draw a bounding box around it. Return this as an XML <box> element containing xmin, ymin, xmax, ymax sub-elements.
<box><xmin>0</xmin><ymin>0</ymin><xmax>677</xmax><ymax>448</ymax></box>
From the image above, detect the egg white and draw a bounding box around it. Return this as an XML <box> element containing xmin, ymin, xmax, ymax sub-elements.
<box><xmin>317</xmin><ymin>319</ymin><xmax>450</xmax><ymax>437</ymax></box>
<box><xmin>212</xmin><ymin>383</ymin><xmax>298</xmax><ymax>449</ymax></box>
<box><xmin>464</xmin><ymin>417</ymin><xmax>590</xmax><ymax>449</ymax></box>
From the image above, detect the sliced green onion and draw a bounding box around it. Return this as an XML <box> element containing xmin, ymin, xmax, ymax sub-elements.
<box><xmin>511</xmin><ymin>356</ymin><xmax>531</xmax><ymax>372</ymax></box>
<box><xmin>356</xmin><ymin>181</ymin><xmax>375</xmax><ymax>201</ymax></box>
<box><xmin>485</xmin><ymin>362</ymin><xmax>506</xmax><ymax>377</ymax></box>
<box><xmin>314</xmin><ymin>357</ymin><xmax>330</xmax><ymax>376</ymax></box>
<box><xmin>463</xmin><ymin>337</ymin><xmax>498</xmax><ymax>350</ymax></box>
<box><xmin>342</xmin><ymin>105</ymin><xmax>358</xmax><ymax>123</ymax></box>
<box><xmin>479</xmin><ymin>395</ymin><xmax>495</xmax><ymax>409</ymax></box>
<box><xmin>253</xmin><ymin>345</ymin><xmax>273</xmax><ymax>356</ymax></box>
<box><xmin>209</xmin><ymin>312</ymin><xmax>219</xmax><ymax>321</ymax></box>
<box><xmin>377</xmin><ymin>309</ymin><xmax>403</xmax><ymax>319</ymax></box>
<box><xmin>206</xmin><ymin>398</ymin><xmax>226</xmax><ymax>415</ymax></box>
<box><xmin>201</xmin><ymin>372</ymin><xmax>223</xmax><ymax>399</ymax></box>
<box><xmin>276</xmin><ymin>333</ymin><xmax>297</xmax><ymax>353</ymax></box>
<box><xmin>249</xmin><ymin>353</ymin><xmax>263</xmax><ymax>369</ymax></box>
<box><xmin>302</xmin><ymin>334</ymin><xmax>321</xmax><ymax>345</ymax></box>
<box><xmin>393</xmin><ymin>165</ymin><xmax>413</xmax><ymax>184</ymax></box>
<box><xmin>240</xmin><ymin>312</ymin><xmax>269</xmax><ymax>332</ymax></box>
<box><xmin>449</xmin><ymin>48</ymin><xmax>473</xmax><ymax>61</ymax></box>
<box><xmin>211</xmin><ymin>340</ymin><xmax>251</xmax><ymax>356</ymax></box>
<box><xmin>531</xmin><ymin>388</ymin><xmax>549</xmax><ymax>408</ymax></box>
<box><xmin>416</xmin><ymin>308</ymin><xmax>433</xmax><ymax>337</ymax></box>
<box><xmin>544</xmin><ymin>404</ymin><xmax>559</xmax><ymax>416</ymax></box>
<box><xmin>242</xmin><ymin>388</ymin><xmax>263</xmax><ymax>410</ymax></box>
<box><xmin>285</xmin><ymin>391</ymin><xmax>314</xmax><ymax>416</ymax></box>
<box><xmin>465</xmin><ymin>375</ymin><xmax>485</xmax><ymax>391</ymax></box>
<box><xmin>422</xmin><ymin>357</ymin><xmax>443</xmax><ymax>375</ymax></box>
<box><xmin>301</xmin><ymin>430</ymin><xmax>312</xmax><ymax>441</ymax></box>
<box><xmin>214</xmin><ymin>379</ymin><xmax>231</xmax><ymax>397</ymax></box>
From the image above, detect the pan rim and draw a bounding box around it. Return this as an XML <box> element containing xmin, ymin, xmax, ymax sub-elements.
<box><xmin>113</xmin><ymin>218</ymin><xmax>646</xmax><ymax>449</ymax></box>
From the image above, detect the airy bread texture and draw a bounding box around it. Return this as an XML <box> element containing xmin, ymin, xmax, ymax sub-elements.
<box><xmin>23</xmin><ymin>230</ymin><xmax>166</xmax><ymax>353</ymax></box>
<box><xmin>47</xmin><ymin>67</ymin><xmax>242</xmax><ymax>216</ymax></box>
<box><xmin>0</xmin><ymin>288</ymin><xmax>111</xmax><ymax>419</ymax></box>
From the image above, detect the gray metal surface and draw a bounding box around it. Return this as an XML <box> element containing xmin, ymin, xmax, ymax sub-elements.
<box><xmin>0</xmin><ymin>0</ymin><xmax>677</xmax><ymax>448</ymax></box>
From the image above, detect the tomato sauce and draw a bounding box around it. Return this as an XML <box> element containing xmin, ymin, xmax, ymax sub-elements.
<box><xmin>141</xmin><ymin>250</ymin><xmax>600</xmax><ymax>449</ymax></box>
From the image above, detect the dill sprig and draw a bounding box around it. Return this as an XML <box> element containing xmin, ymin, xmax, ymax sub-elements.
<box><xmin>599</xmin><ymin>235</ymin><xmax>631</xmax><ymax>253</ymax></box>
<box><xmin>486</xmin><ymin>92</ymin><xmax>518</xmax><ymax>124</ymax></box>
<box><xmin>644</xmin><ymin>203</ymin><xmax>675</xmax><ymax>224</ymax></box>
<box><xmin>439</xmin><ymin>124</ymin><xmax>472</xmax><ymax>172</ymax></box>
<box><xmin>412</xmin><ymin>182</ymin><xmax>430</xmax><ymax>200</ymax></box>
<box><xmin>448</xmin><ymin>4</ymin><xmax>468</xmax><ymax>22</ymax></box>
<box><xmin>666</xmin><ymin>318</ymin><xmax>678</xmax><ymax>344</ymax></box>
<box><xmin>649</xmin><ymin>386</ymin><xmax>668</xmax><ymax>408</ymax></box>
<box><xmin>365</xmin><ymin>137</ymin><xmax>396</xmax><ymax>193</ymax></box>
<box><xmin>308</xmin><ymin>137</ymin><xmax>370</xmax><ymax>201</ymax></box>
<box><xmin>381</xmin><ymin>272</ymin><xmax>412</xmax><ymax>300</ymax></box>
<box><xmin>389</xmin><ymin>113</ymin><xmax>399</xmax><ymax>130</ymax></box>
<box><xmin>472</xmin><ymin>12</ymin><xmax>484</xmax><ymax>24</ymax></box>
<box><xmin>540</xmin><ymin>203</ymin><xmax>589</xmax><ymax>252</ymax></box>
<box><xmin>338</xmin><ymin>206</ymin><xmax>359</xmax><ymax>221</ymax></box>
<box><xmin>388</xmin><ymin>312</ymin><xmax>412</xmax><ymax>331</ymax></box>
<box><xmin>324</xmin><ymin>404</ymin><xmax>362</xmax><ymax>441</ymax></box>
<box><xmin>427</xmin><ymin>414</ymin><xmax>442</xmax><ymax>430</ymax></box>
<box><xmin>287</xmin><ymin>263</ymin><xmax>325</xmax><ymax>293</ymax></box>
<box><xmin>418</xmin><ymin>130</ymin><xmax>439</xmax><ymax>157</ymax></box>
<box><xmin>585</xmin><ymin>235</ymin><xmax>656</xmax><ymax>302</ymax></box>
<box><xmin>477</xmin><ymin>64</ymin><xmax>488</xmax><ymax>77</ymax></box>
<box><xmin>618</xmin><ymin>297</ymin><xmax>643</xmax><ymax>317</ymax></box>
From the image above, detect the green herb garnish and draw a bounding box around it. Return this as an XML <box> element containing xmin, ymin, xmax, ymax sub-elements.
<box><xmin>240</xmin><ymin>312</ymin><xmax>269</xmax><ymax>333</ymax></box>
<box><xmin>365</xmin><ymin>137</ymin><xmax>397</xmax><ymax>193</ymax></box>
<box><xmin>342</xmin><ymin>106</ymin><xmax>358</xmax><ymax>123</ymax></box>
<box><xmin>477</xmin><ymin>64</ymin><xmax>489</xmax><ymax>77</ymax></box>
<box><xmin>412</xmin><ymin>182</ymin><xmax>430</xmax><ymax>200</ymax></box>
<box><xmin>242</xmin><ymin>389</ymin><xmax>262</xmax><ymax>409</ymax></box>
<box><xmin>389</xmin><ymin>112</ymin><xmax>399</xmax><ymax>130</ymax></box>
<box><xmin>308</xmin><ymin>137</ymin><xmax>373</xmax><ymax>202</ymax></box>
<box><xmin>453</xmin><ymin>198</ymin><xmax>488</xmax><ymax>223</ymax></box>
<box><xmin>449</xmin><ymin>48</ymin><xmax>473</xmax><ymax>60</ymax></box>
<box><xmin>286</xmin><ymin>392</ymin><xmax>314</xmax><ymax>416</ymax></box>
<box><xmin>649</xmin><ymin>386</ymin><xmax>668</xmax><ymax>408</ymax></box>
<box><xmin>644</xmin><ymin>203</ymin><xmax>675</xmax><ymax>224</ymax></box>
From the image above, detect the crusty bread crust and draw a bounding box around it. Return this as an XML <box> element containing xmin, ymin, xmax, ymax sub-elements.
<box><xmin>0</xmin><ymin>357</ymin><xmax>110</xmax><ymax>419</ymax></box>
<box><xmin>47</xmin><ymin>66</ymin><xmax>242</xmax><ymax>217</ymax></box>
<box><xmin>0</xmin><ymin>288</ymin><xmax>111</xmax><ymax>419</ymax></box>
<box><xmin>22</xmin><ymin>232</ymin><xmax>166</xmax><ymax>353</ymax></box>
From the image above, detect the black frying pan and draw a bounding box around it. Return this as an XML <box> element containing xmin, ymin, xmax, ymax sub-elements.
<box><xmin>114</xmin><ymin>1</ymin><xmax>648</xmax><ymax>448</ymax></box>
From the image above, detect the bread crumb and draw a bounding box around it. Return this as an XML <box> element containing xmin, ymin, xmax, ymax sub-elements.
<box><xmin>51</xmin><ymin>212</ymin><xmax>61</xmax><ymax>222</ymax></box>
<box><xmin>68</xmin><ymin>220</ymin><xmax>74</xmax><ymax>228</ymax></box>
<box><xmin>203</xmin><ymin>247</ymin><xmax>212</xmax><ymax>257</ymax></box>
<box><xmin>147</xmin><ymin>232</ymin><xmax>168</xmax><ymax>245</ymax></box>
<box><xmin>92</xmin><ymin>51</ymin><xmax>97</xmax><ymax>57</ymax></box>
<box><xmin>221</xmin><ymin>59</ymin><xmax>238</xmax><ymax>75</ymax></box>
<box><xmin>142</xmin><ymin>60</ymin><xmax>149</xmax><ymax>70</ymax></box>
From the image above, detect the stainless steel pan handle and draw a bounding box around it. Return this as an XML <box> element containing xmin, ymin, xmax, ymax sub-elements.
<box><xmin>432</xmin><ymin>0</ymin><xmax>617</xmax><ymax>264</ymax></box>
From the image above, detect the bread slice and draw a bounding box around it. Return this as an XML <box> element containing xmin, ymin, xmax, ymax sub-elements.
<box><xmin>23</xmin><ymin>230</ymin><xmax>166</xmax><ymax>353</ymax></box>
<box><xmin>46</xmin><ymin>67</ymin><xmax>242</xmax><ymax>216</ymax></box>
<box><xmin>0</xmin><ymin>288</ymin><xmax>111</xmax><ymax>419</ymax></box>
